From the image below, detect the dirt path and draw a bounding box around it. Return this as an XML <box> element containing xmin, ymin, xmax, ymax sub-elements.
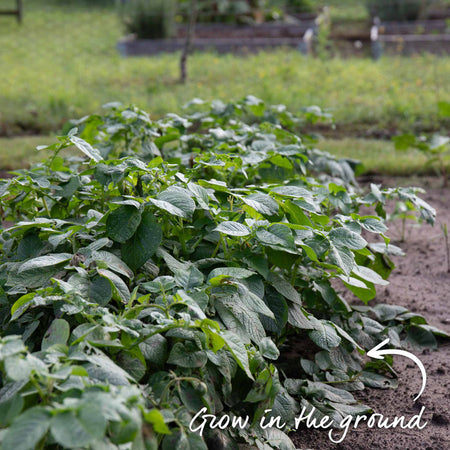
<box><xmin>292</xmin><ymin>177</ymin><xmax>450</xmax><ymax>450</ymax></box>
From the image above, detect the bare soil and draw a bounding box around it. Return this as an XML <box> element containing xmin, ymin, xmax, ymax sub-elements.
<box><xmin>292</xmin><ymin>176</ymin><xmax>450</xmax><ymax>450</ymax></box>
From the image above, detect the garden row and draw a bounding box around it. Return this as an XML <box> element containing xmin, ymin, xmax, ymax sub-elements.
<box><xmin>0</xmin><ymin>97</ymin><xmax>445</xmax><ymax>449</ymax></box>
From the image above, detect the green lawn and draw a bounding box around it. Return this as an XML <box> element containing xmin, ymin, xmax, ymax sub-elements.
<box><xmin>0</xmin><ymin>0</ymin><xmax>448</xmax><ymax>137</ymax></box>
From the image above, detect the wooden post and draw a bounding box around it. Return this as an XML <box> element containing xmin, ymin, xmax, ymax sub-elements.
<box><xmin>17</xmin><ymin>0</ymin><xmax>23</xmax><ymax>23</ymax></box>
<box><xmin>371</xmin><ymin>17</ymin><xmax>382</xmax><ymax>60</ymax></box>
<box><xmin>180</xmin><ymin>0</ymin><xmax>198</xmax><ymax>84</ymax></box>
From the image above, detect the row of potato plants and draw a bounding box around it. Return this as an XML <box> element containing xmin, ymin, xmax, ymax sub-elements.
<box><xmin>0</xmin><ymin>97</ymin><xmax>444</xmax><ymax>449</ymax></box>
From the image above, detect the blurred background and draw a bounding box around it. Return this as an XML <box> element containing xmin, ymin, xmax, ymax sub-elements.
<box><xmin>0</xmin><ymin>0</ymin><xmax>449</xmax><ymax>173</ymax></box>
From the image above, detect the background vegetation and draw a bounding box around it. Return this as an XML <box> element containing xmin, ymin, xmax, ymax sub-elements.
<box><xmin>0</xmin><ymin>0</ymin><xmax>448</xmax><ymax>174</ymax></box>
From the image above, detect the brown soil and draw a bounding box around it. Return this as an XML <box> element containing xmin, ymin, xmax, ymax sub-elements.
<box><xmin>292</xmin><ymin>177</ymin><xmax>450</xmax><ymax>450</ymax></box>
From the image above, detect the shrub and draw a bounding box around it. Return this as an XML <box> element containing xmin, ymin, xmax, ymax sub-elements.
<box><xmin>366</xmin><ymin>0</ymin><xmax>430</xmax><ymax>21</ymax></box>
<box><xmin>120</xmin><ymin>0</ymin><xmax>177</xmax><ymax>39</ymax></box>
<box><xmin>0</xmin><ymin>97</ymin><xmax>443</xmax><ymax>449</ymax></box>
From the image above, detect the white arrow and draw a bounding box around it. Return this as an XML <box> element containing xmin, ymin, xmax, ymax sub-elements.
<box><xmin>367</xmin><ymin>338</ymin><xmax>427</xmax><ymax>402</ymax></box>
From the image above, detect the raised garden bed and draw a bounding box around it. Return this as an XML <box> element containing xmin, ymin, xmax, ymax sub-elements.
<box><xmin>117</xmin><ymin>18</ymin><xmax>450</xmax><ymax>58</ymax></box>
<box><xmin>118</xmin><ymin>20</ymin><xmax>317</xmax><ymax>56</ymax></box>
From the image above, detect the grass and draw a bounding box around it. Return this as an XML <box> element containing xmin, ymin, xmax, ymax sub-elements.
<box><xmin>318</xmin><ymin>137</ymin><xmax>435</xmax><ymax>176</ymax></box>
<box><xmin>2</xmin><ymin>134</ymin><xmax>447</xmax><ymax>178</ymax></box>
<box><xmin>0</xmin><ymin>0</ymin><xmax>449</xmax><ymax>137</ymax></box>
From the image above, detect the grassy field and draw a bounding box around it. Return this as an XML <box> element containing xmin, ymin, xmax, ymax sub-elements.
<box><xmin>0</xmin><ymin>0</ymin><xmax>448</xmax><ymax>138</ymax></box>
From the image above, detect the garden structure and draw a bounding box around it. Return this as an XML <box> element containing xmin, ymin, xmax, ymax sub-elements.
<box><xmin>0</xmin><ymin>0</ymin><xmax>22</xmax><ymax>23</ymax></box>
<box><xmin>117</xmin><ymin>1</ymin><xmax>450</xmax><ymax>58</ymax></box>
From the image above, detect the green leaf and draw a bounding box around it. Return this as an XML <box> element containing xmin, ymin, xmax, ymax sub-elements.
<box><xmin>178</xmin><ymin>381</ymin><xmax>206</xmax><ymax>413</ymax></box>
<box><xmin>88</xmin><ymin>275</ymin><xmax>113</xmax><ymax>306</ymax></box>
<box><xmin>18</xmin><ymin>253</ymin><xmax>72</xmax><ymax>273</ymax></box>
<box><xmin>241</xmin><ymin>193</ymin><xmax>279</xmax><ymax>216</ymax></box>
<box><xmin>359</xmin><ymin>371</ymin><xmax>398</xmax><ymax>389</ymax></box>
<box><xmin>174</xmin><ymin>266</ymin><xmax>204</xmax><ymax>289</ymax></box>
<box><xmin>121</xmin><ymin>211</ymin><xmax>162</xmax><ymax>271</ymax></box>
<box><xmin>92</xmin><ymin>251</ymin><xmax>133</xmax><ymax>278</ymax></box>
<box><xmin>144</xmin><ymin>409</ymin><xmax>171</xmax><ymax>435</ymax></box>
<box><xmin>221</xmin><ymin>330</ymin><xmax>254</xmax><ymax>380</ymax></box>
<box><xmin>359</xmin><ymin>217</ymin><xmax>388</xmax><ymax>234</ymax></box>
<box><xmin>256</xmin><ymin>224</ymin><xmax>296</xmax><ymax>251</ymax></box>
<box><xmin>329</xmin><ymin>245</ymin><xmax>354</xmax><ymax>275</ymax></box>
<box><xmin>42</xmin><ymin>319</ymin><xmax>70</xmax><ymax>350</ymax></box>
<box><xmin>208</xmin><ymin>267</ymin><xmax>255</xmax><ymax>281</ymax></box>
<box><xmin>10</xmin><ymin>292</ymin><xmax>35</xmax><ymax>317</ymax></box>
<box><xmin>167</xmin><ymin>342</ymin><xmax>207</xmax><ymax>368</ymax></box>
<box><xmin>97</xmin><ymin>269</ymin><xmax>131</xmax><ymax>303</ymax></box>
<box><xmin>150</xmin><ymin>186</ymin><xmax>196</xmax><ymax>219</ymax></box>
<box><xmin>308</xmin><ymin>321</ymin><xmax>341</xmax><ymax>350</ymax></box>
<box><xmin>214</xmin><ymin>221</ymin><xmax>251</xmax><ymax>237</ymax></box>
<box><xmin>0</xmin><ymin>394</ymin><xmax>24</xmax><ymax>427</ymax></box>
<box><xmin>1</xmin><ymin>407</ymin><xmax>51</xmax><ymax>450</ymax></box>
<box><xmin>85</xmin><ymin>352</ymin><xmax>134</xmax><ymax>385</ymax></box>
<box><xmin>329</xmin><ymin>227</ymin><xmax>367</xmax><ymax>250</ymax></box>
<box><xmin>70</xmin><ymin>136</ymin><xmax>103</xmax><ymax>162</ymax></box>
<box><xmin>106</xmin><ymin>205</ymin><xmax>142</xmax><ymax>244</ymax></box>
<box><xmin>259</xmin><ymin>337</ymin><xmax>280</xmax><ymax>360</ymax></box>
<box><xmin>51</xmin><ymin>405</ymin><xmax>106</xmax><ymax>448</ymax></box>
<box><xmin>267</xmin><ymin>272</ymin><xmax>302</xmax><ymax>305</ymax></box>
<box><xmin>406</xmin><ymin>325</ymin><xmax>437</xmax><ymax>349</ymax></box>
<box><xmin>260</xmin><ymin>288</ymin><xmax>288</xmax><ymax>335</ymax></box>
<box><xmin>139</xmin><ymin>335</ymin><xmax>168</xmax><ymax>369</ymax></box>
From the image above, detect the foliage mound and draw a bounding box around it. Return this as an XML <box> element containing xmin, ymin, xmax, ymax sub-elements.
<box><xmin>0</xmin><ymin>97</ymin><xmax>445</xmax><ymax>449</ymax></box>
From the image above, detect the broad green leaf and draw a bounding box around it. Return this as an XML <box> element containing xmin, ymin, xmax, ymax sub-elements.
<box><xmin>92</xmin><ymin>251</ymin><xmax>133</xmax><ymax>278</ymax></box>
<box><xmin>329</xmin><ymin>227</ymin><xmax>367</xmax><ymax>250</ymax></box>
<box><xmin>208</xmin><ymin>267</ymin><xmax>255</xmax><ymax>281</ymax></box>
<box><xmin>10</xmin><ymin>292</ymin><xmax>35</xmax><ymax>317</ymax></box>
<box><xmin>70</xmin><ymin>136</ymin><xmax>103</xmax><ymax>162</ymax></box>
<box><xmin>359</xmin><ymin>371</ymin><xmax>398</xmax><ymax>389</ymax></box>
<box><xmin>308</xmin><ymin>321</ymin><xmax>341</xmax><ymax>350</ymax></box>
<box><xmin>329</xmin><ymin>245</ymin><xmax>354</xmax><ymax>275</ymax></box>
<box><xmin>256</xmin><ymin>224</ymin><xmax>296</xmax><ymax>251</ymax></box>
<box><xmin>221</xmin><ymin>330</ymin><xmax>254</xmax><ymax>380</ymax></box>
<box><xmin>241</xmin><ymin>193</ymin><xmax>279</xmax><ymax>216</ymax></box>
<box><xmin>88</xmin><ymin>275</ymin><xmax>113</xmax><ymax>306</ymax></box>
<box><xmin>359</xmin><ymin>217</ymin><xmax>388</xmax><ymax>234</ymax></box>
<box><xmin>1</xmin><ymin>407</ymin><xmax>51</xmax><ymax>450</ymax></box>
<box><xmin>178</xmin><ymin>381</ymin><xmax>206</xmax><ymax>413</ymax></box>
<box><xmin>144</xmin><ymin>409</ymin><xmax>170</xmax><ymax>435</ymax></box>
<box><xmin>97</xmin><ymin>269</ymin><xmax>131</xmax><ymax>303</ymax></box>
<box><xmin>174</xmin><ymin>266</ymin><xmax>204</xmax><ymax>289</ymax></box>
<box><xmin>260</xmin><ymin>288</ymin><xmax>288</xmax><ymax>335</ymax></box>
<box><xmin>259</xmin><ymin>337</ymin><xmax>280</xmax><ymax>360</ymax></box>
<box><xmin>0</xmin><ymin>393</ymin><xmax>24</xmax><ymax>427</ymax></box>
<box><xmin>271</xmin><ymin>185</ymin><xmax>312</xmax><ymax>200</ymax></box>
<box><xmin>167</xmin><ymin>342</ymin><xmax>207</xmax><ymax>368</ymax></box>
<box><xmin>214</xmin><ymin>221</ymin><xmax>251</xmax><ymax>237</ymax></box>
<box><xmin>42</xmin><ymin>319</ymin><xmax>70</xmax><ymax>350</ymax></box>
<box><xmin>139</xmin><ymin>335</ymin><xmax>168</xmax><ymax>369</ymax></box>
<box><xmin>288</xmin><ymin>304</ymin><xmax>314</xmax><ymax>330</ymax></box>
<box><xmin>85</xmin><ymin>352</ymin><xmax>134</xmax><ymax>385</ymax></box>
<box><xmin>150</xmin><ymin>186</ymin><xmax>195</xmax><ymax>219</ymax></box>
<box><xmin>121</xmin><ymin>211</ymin><xmax>162</xmax><ymax>270</ymax></box>
<box><xmin>268</xmin><ymin>272</ymin><xmax>302</xmax><ymax>305</ymax></box>
<box><xmin>106</xmin><ymin>205</ymin><xmax>141</xmax><ymax>244</ymax></box>
<box><xmin>218</xmin><ymin>296</ymin><xmax>266</xmax><ymax>343</ymax></box>
<box><xmin>51</xmin><ymin>405</ymin><xmax>106</xmax><ymax>448</ymax></box>
<box><xmin>18</xmin><ymin>253</ymin><xmax>72</xmax><ymax>273</ymax></box>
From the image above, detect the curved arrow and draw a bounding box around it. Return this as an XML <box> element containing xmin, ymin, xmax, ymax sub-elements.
<box><xmin>367</xmin><ymin>338</ymin><xmax>427</xmax><ymax>402</ymax></box>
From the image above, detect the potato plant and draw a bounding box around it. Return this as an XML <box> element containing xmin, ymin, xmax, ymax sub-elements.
<box><xmin>0</xmin><ymin>97</ymin><xmax>443</xmax><ymax>449</ymax></box>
